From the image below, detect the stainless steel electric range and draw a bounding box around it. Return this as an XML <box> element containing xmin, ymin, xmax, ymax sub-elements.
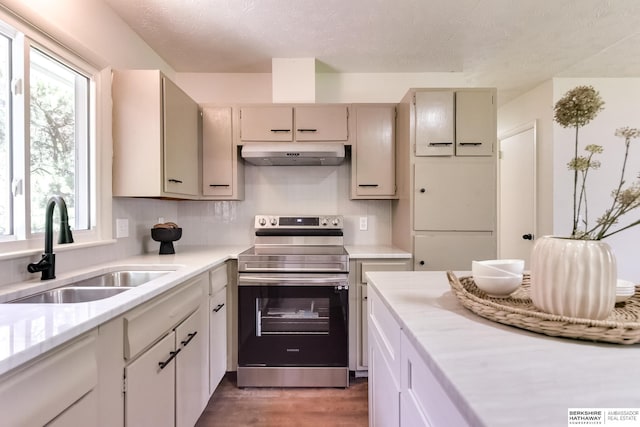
<box><xmin>237</xmin><ymin>215</ymin><xmax>349</xmax><ymax>388</ymax></box>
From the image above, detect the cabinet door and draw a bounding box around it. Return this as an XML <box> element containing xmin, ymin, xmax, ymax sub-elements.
<box><xmin>368</xmin><ymin>287</ymin><xmax>401</xmax><ymax>427</ymax></box>
<box><xmin>202</xmin><ymin>107</ymin><xmax>234</xmax><ymax>197</ymax></box>
<box><xmin>47</xmin><ymin>390</ymin><xmax>98</xmax><ymax>427</ymax></box>
<box><xmin>125</xmin><ymin>332</ymin><xmax>175</xmax><ymax>427</ymax></box>
<box><xmin>400</xmin><ymin>332</ymin><xmax>469</xmax><ymax>427</ymax></box>
<box><xmin>360</xmin><ymin>284</ymin><xmax>368</xmax><ymax>368</ymax></box>
<box><xmin>295</xmin><ymin>105</ymin><xmax>349</xmax><ymax>141</ymax></box>
<box><xmin>240</xmin><ymin>106</ymin><xmax>293</xmax><ymax>141</ymax></box>
<box><xmin>176</xmin><ymin>309</ymin><xmax>206</xmax><ymax>427</ymax></box>
<box><xmin>414</xmin><ymin>232</ymin><xmax>496</xmax><ymax>271</ymax></box>
<box><xmin>353</xmin><ymin>105</ymin><xmax>396</xmax><ymax>197</ymax></box>
<box><xmin>415</xmin><ymin>91</ymin><xmax>455</xmax><ymax>156</ymax></box>
<box><xmin>163</xmin><ymin>77</ymin><xmax>199</xmax><ymax>195</ymax></box>
<box><xmin>209</xmin><ymin>285</ymin><xmax>228</xmax><ymax>395</ymax></box>
<box><xmin>414</xmin><ymin>158</ymin><xmax>495</xmax><ymax>231</ymax></box>
<box><xmin>455</xmin><ymin>90</ymin><xmax>495</xmax><ymax>156</ymax></box>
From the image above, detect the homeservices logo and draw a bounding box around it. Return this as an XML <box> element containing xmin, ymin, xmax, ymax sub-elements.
<box><xmin>568</xmin><ymin>408</ymin><xmax>640</xmax><ymax>426</ymax></box>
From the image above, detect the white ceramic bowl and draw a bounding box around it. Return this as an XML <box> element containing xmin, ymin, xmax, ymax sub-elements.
<box><xmin>472</xmin><ymin>259</ymin><xmax>525</xmax><ymax>278</ymax></box>
<box><xmin>473</xmin><ymin>274</ymin><xmax>523</xmax><ymax>297</ymax></box>
<box><xmin>472</xmin><ymin>260</ymin><xmax>521</xmax><ymax>278</ymax></box>
<box><xmin>616</xmin><ymin>279</ymin><xmax>636</xmax><ymax>302</ymax></box>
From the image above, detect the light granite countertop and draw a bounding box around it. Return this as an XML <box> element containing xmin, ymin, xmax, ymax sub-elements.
<box><xmin>0</xmin><ymin>246</ymin><xmax>248</xmax><ymax>376</ymax></box>
<box><xmin>366</xmin><ymin>270</ymin><xmax>640</xmax><ymax>427</ymax></box>
<box><xmin>0</xmin><ymin>244</ymin><xmax>406</xmax><ymax>377</ymax></box>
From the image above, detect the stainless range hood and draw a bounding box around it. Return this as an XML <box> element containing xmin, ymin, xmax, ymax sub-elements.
<box><xmin>241</xmin><ymin>142</ymin><xmax>345</xmax><ymax>166</ymax></box>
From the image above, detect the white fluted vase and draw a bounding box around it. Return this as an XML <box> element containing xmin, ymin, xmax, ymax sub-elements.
<box><xmin>530</xmin><ymin>236</ymin><xmax>617</xmax><ymax>320</ymax></box>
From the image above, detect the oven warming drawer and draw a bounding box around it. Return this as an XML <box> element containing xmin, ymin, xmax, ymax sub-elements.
<box><xmin>237</xmin><ymin>366</ymin><xmax>348</xmax><ymax>388</ymax></box>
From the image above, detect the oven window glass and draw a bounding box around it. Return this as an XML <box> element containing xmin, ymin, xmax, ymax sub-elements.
<box><xmin>257</xmin><ymin>297</ymin><xmax>329</xmax><ymax>335</ymax></box>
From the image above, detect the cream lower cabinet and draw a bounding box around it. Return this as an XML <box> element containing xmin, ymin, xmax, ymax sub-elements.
<box><xmin>350</xmin><ymin>258</ymin><xmax>411</xmax><ymax>373</ymax></box>
<box><xmin>125</xmin><ymin>330</ymin><xmax>176</xmax><ymax>427</ymax></box>
<box><xmin>125</xmin><ymin>309</ymin><xmax>205</xmax><ymax>427</ymax></box>
<box><xmin>123</xmin><ymin>274</ymin><xmax>207</xmax><ymax>427</ymax></box>
<box><xmin>0</xmin><ymin>332</ymin><xmax>98</xmax><ymax>427</ymax></box>
<box><xmin>208</xmin><ymin>263</ymin><xmax>228</xmax><ymax>395</ymax></box>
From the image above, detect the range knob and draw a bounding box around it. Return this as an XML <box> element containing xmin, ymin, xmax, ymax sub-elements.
<box><xmin>258</xmin><ymin>217</ymin><xmax>267</xmax><ymax>226</ymax></box>
<box><xmin>270</xmin><ymin>217</ymin><xmax>278</xmax><ymax>226</ymax></box>
<box><xmin>331</xmin><ymin>217</ymin><xmax>340</xmax><ymax>226</ymax></box>
<box><xmin>320</xmin><ymin>217</ymin><xmax>329</xmax><ymax>226</ymax></box>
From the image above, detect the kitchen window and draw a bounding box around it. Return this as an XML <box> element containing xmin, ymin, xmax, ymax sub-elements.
<box><xmin>0</xmin><ymin>13</ymin><xmax>107</xmax><ymax>253</ymax></box>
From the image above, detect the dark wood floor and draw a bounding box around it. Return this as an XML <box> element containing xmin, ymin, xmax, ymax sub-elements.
<box><xmin>195</xmin><ymin>373</ymin><xmax>368</xmax><ymax>427</ymax></box>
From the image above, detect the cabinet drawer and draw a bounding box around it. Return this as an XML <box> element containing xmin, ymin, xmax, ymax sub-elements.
<box><xmin>359</xmin><ymin>261</ymin><xmax>411</xmax><ymax>285</ymax></box>
<box><xmin>209</xmin><ymin>263</ymin><xmax>228</xmax><ymax>295</ymax></box>
<box><xmin>368</xmin><ymin>286</ymin><xmax>401</xmax><ymax>380</ymax></box>
<box><xmin>124</xmin><ymin>276</ymin><xmax>203</xmax><ymax>360</ymax></box>
<box><xmin>0</xmin><ymin>332</ymin><xmax>97</xmax><ymax>427</ymax></box>
<box><xmin>240</xmin><ymin>106</ymin><xmax>293</xmax><ymax>141</ymax></box>
<box><xmin>295</xmin><ymin>106</ymin><xmax>349</xmax><ymax>141</ymax></box>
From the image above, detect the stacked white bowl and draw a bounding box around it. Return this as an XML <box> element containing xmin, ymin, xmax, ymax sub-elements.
<box><xmin>472</xmin><ymin>259</ymin><xmax>525</xmax><ymax>298</ymax></box>
<box><xmin>616</xmin><ymin>279</ymin><xmax>636</xmax><ymax>303</ymax></box>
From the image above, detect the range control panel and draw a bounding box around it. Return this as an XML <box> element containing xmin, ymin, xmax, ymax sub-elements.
<box><xmin>254</xmin><ymin>215</ymin><xmax>344</xmax><ymax>229</ymax></box>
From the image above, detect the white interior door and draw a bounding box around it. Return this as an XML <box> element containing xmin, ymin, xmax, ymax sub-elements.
<box><xmin>498</xmin><ymin>122</ymin><xmax>536</xmax><ymax>267</ymax></box>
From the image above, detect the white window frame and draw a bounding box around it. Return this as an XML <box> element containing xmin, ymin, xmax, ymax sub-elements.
<box><xmin>0</xmin><ymin>9</ymin><xmax>112</xmax><ymax>259</ymax></box>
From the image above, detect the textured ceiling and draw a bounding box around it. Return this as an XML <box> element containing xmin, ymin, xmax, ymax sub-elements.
<box><xmin>103</xmin><ymin>0</ymin><xmax>640</xmax><ymax>101</ymax></box>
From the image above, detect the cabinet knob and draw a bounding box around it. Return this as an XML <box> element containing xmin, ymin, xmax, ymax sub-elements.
<box><xmin>522</xmin><ymin>233</ymin><xmax>534</xmax><ymax>240</ymax></box>
<box><xmin>419</xmin><ymin>260</ymin><xmax>425</xmax><ymax>266</ymax></box>
<box><xmin>420</xmin><ymin>188</ymin><xmax>426</xmax><ymax>193</ymax></box>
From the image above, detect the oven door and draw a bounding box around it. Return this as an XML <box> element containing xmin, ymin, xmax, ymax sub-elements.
<box><xmin>238</xmin><ymin>274</ymin><xmax>348</xmax><ymax>367</ymax></box>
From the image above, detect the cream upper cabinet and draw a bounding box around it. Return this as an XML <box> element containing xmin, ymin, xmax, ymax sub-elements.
<box><xmin>239</xmin><ymin>105</ymin><xmax>349</xmax><ymax>142</ymax></box>
<box><xmin>294</xmin><ymin>105</ymin><xmax>349</xmax><ymax>141</ymax></box>
<box><xmin>414</xmin><ymin>89</ymin><xmax>496</xmax><ymax>157</ymax></box>
<box><xmin>392</xmin><ymin>88</ymin><xmax>497</xmax><ymax>271</ymax></box>
<box><xmin>455</xmin><ymin>90</ymin><xmax>496</xmax><ymax>156</ymax></box>
<box><xmin>415</xmin><ymin>91</ymin><xmax>455</xmax><ymax>156</ymax></box>
<box><xmin>351</xmin><ymin>104</ymin><xmax>396</xmax><ymax>199</ymax></box>
<box><xmin>112</xmin><ymin>70</ymin><xmax>199</xmax><ymax>198</ymax></box>
<box><xmin>202</xmin><ymin>107</ymin><xmax>244</xmax><ymax>200</ymax></box>
<box><xmin>239</xmin><ymin>106</ymin><xmax>293</xmax><ymax>141</ymax></box>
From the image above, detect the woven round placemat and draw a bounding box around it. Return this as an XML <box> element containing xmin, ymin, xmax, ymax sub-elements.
<box><xmin>446</xmin><ymin>271</ymin><xmax>640</xmax><ymax>345</ymax></box>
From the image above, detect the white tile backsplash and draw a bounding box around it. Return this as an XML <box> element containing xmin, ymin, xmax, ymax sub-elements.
<box><xmin>0</xmin><ymin>163</ymin><xmax>392</xmax><ymax>287</ymax></box>
<box><xmin>178</xmin><ymin>162</ymin><xmax>392</xmax><ymax>246</ymax></box>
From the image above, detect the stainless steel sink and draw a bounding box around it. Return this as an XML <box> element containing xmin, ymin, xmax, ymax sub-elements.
<box><xmin>67</xmin><ymin>270</ymin><xmax>173</xmax><ymax>287</ymax></box>
<box><xmin>7</xmin><ymin>269</ymin><xmax>174</xmax><ymax>303</ymax></box>
<box><xmin>9</xmin><ymin>287</ymin><xmax>132</xmax><ymax>304</ymax></box>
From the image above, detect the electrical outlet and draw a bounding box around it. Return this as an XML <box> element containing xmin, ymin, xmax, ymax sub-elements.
<box><xmin>359</xmin><ymin>216</ymin><xmax>368</xmax><ymax>231</ymax></box>
<box><xmin>116</xmin><ymin>218</ymin><xmax>129</xmax><ymax>238</ymax></box>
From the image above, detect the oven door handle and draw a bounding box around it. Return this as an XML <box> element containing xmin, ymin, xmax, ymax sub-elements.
<box><xmin>238</xmin><ymin>275</ymin><xmax>348</xmax><ymax>287</ymax></box>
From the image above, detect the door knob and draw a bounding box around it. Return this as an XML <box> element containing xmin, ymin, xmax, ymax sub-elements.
<box><xmin>522</xmin><ymin>233</ymin><xmax>534</xmax><ymax>240</ymax></box>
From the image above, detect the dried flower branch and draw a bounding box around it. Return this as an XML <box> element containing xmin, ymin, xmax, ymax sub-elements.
<box><xmin>554</xmin><ymin>86</ymin><xmax>640</xmax><ymax>240</ymax></box>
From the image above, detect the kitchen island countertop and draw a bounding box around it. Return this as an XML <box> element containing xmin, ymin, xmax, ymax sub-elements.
<box><xmin>0</xmin><ymin>245</ymin><xmax>247</xmax><ymax>376</ymax></box>
<box><xmin>366</xmin><ymin>270</ymin><xmax>640</xmax><ymax>427</ymax></box>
